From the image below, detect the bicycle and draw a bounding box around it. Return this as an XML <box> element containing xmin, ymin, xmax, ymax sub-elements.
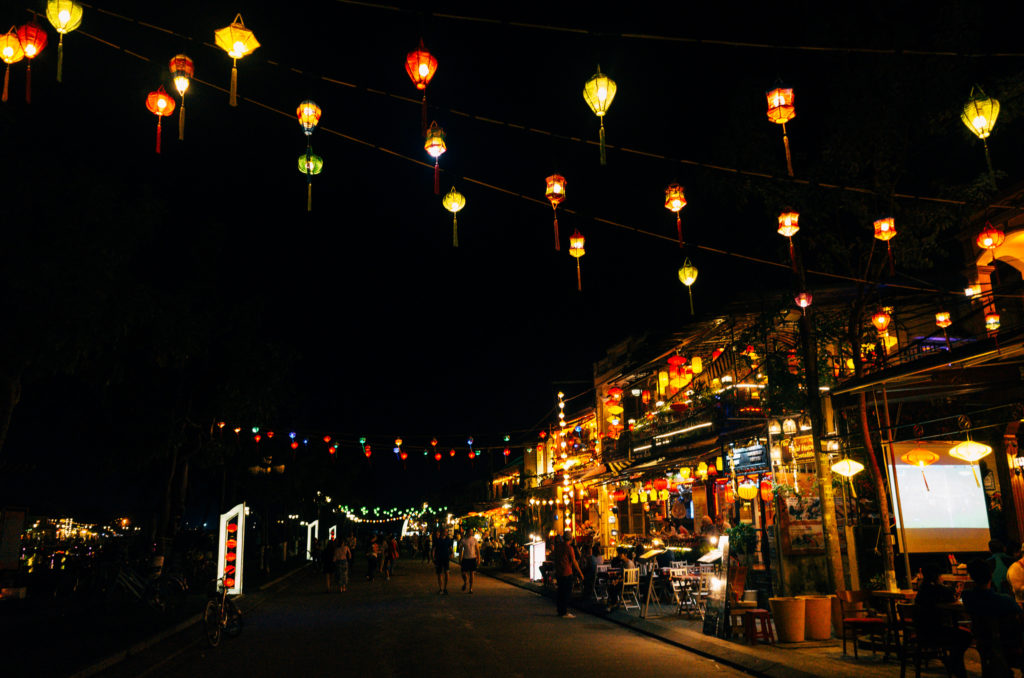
<box><xmin>105</xmin><ymin>560</ymin><xmax>188</xmax><ymax>614</ymax></box>
<box><xmin>203</xmin><ymin>578</ymin><xmax>243</xmax><ymax>647</ymax></box>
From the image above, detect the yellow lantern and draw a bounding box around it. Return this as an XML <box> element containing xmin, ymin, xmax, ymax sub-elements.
<box><xmin>1</xmin><ymin>26</ymin><xmax>24</xmax><ymax>102</ymax></box>
<box><xmin>680</xmin><ymin>467</ymin><xmax>692</xmax><ymax>481</ymax></box>
<box><xmin>665</xmin><ymin>183</ymin><xmax>687</xmax><ymax>246</ymax></box>
<box><xmin>737</xmin><ymin>482</ymin><xmax>758</xmax><ymax>502</ymax></box>
<box><xmin>901</xmin><ymin>448</ymin><xmax>939</xmax><ymax>491</ymax></box>
<box><xmin>657</xmin><ymin>370</ymin><xmax>669</xmax><ymax>397</ymax></box>
<box><xmin>935</xmin><ymin>311</ymin><xmax>952</xmax><ymax>329</ymax></box>
<box><xmin>766</xmin><ymin>86</ymin><xmax>795</xmax><ymax>176</ymax></box>
<box><xmin>986</xmin><ymin>313</ymin><xmax>1001</xmax><ymax>332</ymax></box>
<box><xmin>45</xmin><ymin>0</ymin><xmax>83</xmax><ymax>83</ymax></box>
<box><xmin>215</xmin><ymin>13</ymin><xmax>260</xmax><ymax>107</ymax></box>
<box><xmin>962</xmin><ymin>85</ymin><xmax>999</xmax><ymax>179</ymax></box>
<box><xmin>949</xmin><ymin>440</ymin><xmax>993</xmax><ymax>487</ymax></box>
<box><xmin>424</xmin><ymin>121</ymin><xmax>447</xmax><ymax>195</ymax></box>
<box><xmin>582</xmin><ymin>66</ymin><xmax>617</xmax><ymax>165</ymax></box>
<box><xmin>678</xmin><ymin>258</ymin><xmax>698</xmax><ymax>315</ymax></box>
<box><xmin>691</xmin><ymin>357</ymin><xmax>703</xmax><ymax>374</ymax></box>
<box><xmin>569</xmin><ymin>229</ymin><xmax>585</xmax><ymax>291</ymax></box>
<box><xmin>697</xmin><ymin>461</ymin><xmax>708</xmax><ymax>479</ymax></box>
<box><xmin>442</xmin><ymin>187</ymin><xmax>466</xmax><ymax>248</ymax></box>
<box><xmin>831</xmin><ymin>457</ymin><xmax>864</xmax><ymax>498</ymax></box>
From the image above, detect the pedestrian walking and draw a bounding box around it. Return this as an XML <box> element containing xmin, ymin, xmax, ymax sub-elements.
<box><xmin>366</xmin><ymin>534</ymin><xmax>380</xmax><ymax>582</ymax></box>
<box><xmin>553</xmin><ymin>530</ymin><xmax>584</xmax><ymax>618</ymax></box>
<box><xmin>383</xmin><ymin>534</ymin><xmax>399</xmax><ymax>581</ymax></box>
<box><xmin>321</xmin><ymin>537</ymin><xmax>337</xmax><ymax>593</ymax></box>
<box><xmin>432</xmin><ymin>529</ymin><xmax>453</xmax><ymax>594</ymax></box>
<box><xmin>334</xmin><ymin>538</ymin><xmax>352</xmax><ymax>592</ymax></box>
<box><xmin>421</xmin><ymin>532</ymin><xmax>433</xmax><ymax>563</ymax></box>
<box><xmin>458</xmin><ymin>531</ymin><xmax>480</xmax><ymax>593</ymax></box>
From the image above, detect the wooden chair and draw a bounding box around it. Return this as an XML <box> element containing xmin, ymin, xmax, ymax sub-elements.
<box><xmin>622</xmin><ymin>567</ymin><xmax>641</xmax><ymax>613</ymax></box>
<box><xmin>972</xmin><ymin>613</ymin><xmax>1024</xmax><ymax>678</ymax></box>
<box><xmin>895</xmin><ymin>603</ymin><xmax>950</xmax><ymax>678</ymax></box>
<box><xmin>838</xmin><ymin>590</ymin><xmax>889</xmax><ymax>658</ymax></box>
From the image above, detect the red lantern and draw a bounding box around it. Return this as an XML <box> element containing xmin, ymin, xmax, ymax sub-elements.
<box><xmin>724</xmin><ymin>484</ymin><xmax>735</xmax><ymax>504</ymax></box>
<box><xmin>1</xmin><ymin>26</ymin><xmax>24</xmax><ymax>104</ymax></box>
<box><xmin>404</xmin><ymin>39</ymin><xmax>438</xmax><ymax>134</ymax></box>
<box><xmin>15</xmin><ymin>21</ymin><xmax>46</xmax><ymax>103</ymax></box>
<box><xmin>253</xmin><ymin>434</ymin><xmax>261</xmax><ymax>443</ymax></box>
<box><xmin>545</xmin><ymin>174</ymin><xmax>567</xmax><ymax>251</ymax></box>
<box><xmin>424</xmin><ymin>121</ymin><xmax>447</xmax><ymax>194</ymax></box>
<box><xmin>760</xmin><ymin>480</ymin><xmax>772</xmax><ymax>502</ymax></box>
<box><xmin>653</xmin><ymin>478</ymin><xmax>668</xmax><ymax>491</ymax></box>
<box><xmin>468</xmin><ymin>450</ymin><xmax>476</xmax><ymax>459</ymax></box>
<box><xmin>290</xmin><ymin>441</ymin><xmax>299</xmax><ymax>450</ymax></box>
<box><xmin>707</xmin><ymin>463</ymin><xmax>718</xmax><ymax>477</ymax></box>
<box><xmin>266</xmin><ymin>431</ymin><xmax>274</xmax><ymax>439</ymax></box>
<box><xmin>323</xmin><ymin>436</ymin><xmax>331</xmax><ymax>443</ymax></box>
<box><xmin>766</xmin><ymin>86</ymin><xmax>795</xmax><ymax>176</ymax></box>
<box><xmin>145</xmin><ymin>86</ymin><xmax>176</xmax><ymax>154</ymax></box>
<box><xmin>503</xmin><ymin>447</ymin><xmax>511</xmax><ymax>458</ymax></box>
<box><xmin>664</xmin><ymin>182</ymin><xmax>687</xmax><ymax>247</ymax></box>
<box><xmin>667</xmin><ymin>355</ymin><xmax>686</xmax><ymax>368</ymax></box>
<box><xmin>871</xmin><ymin>309</ymin><xmax>892</xmax><ymax>336</ymax></box>
<box><xmin>449</xmin><ymin>448</ymin><xmax>456</xmax><ymax>457</ymax></box>
<box><xmin>641</xmin><ymin>390</ymin><xmax>651</xmax><ymax>404</ymax></box>
<box><xmin>977</xmin><ymin>222</ymin><xmax>1005</xmax><ymax>264</ymax></box>
<box><xmin>795</xmin><ymin>291</ymin><xmax>813</xmax><ymax>313</ymax></box>
<box><xmin>399</xmin><ymin>450</ymin><xmax>408</xmax><ymax>461</ymax></box>
<box><xmin>434</xmin><ymin>451</ymin><xmax>442</xmax><ymax>462</ymax></box>
<box><xmin>608</xmin><ymin>386</ymin><xmax>623</xmax><ymax>400</ymax></box>
<box><xmin>364</xmin><ymin>445</ymin><xmax>372</xmax><ymax>459</ymax></box>
<box><xmin>611</xmin><ymin>489</ymin><xmax>626</xmax><ymax>502</ymax></box>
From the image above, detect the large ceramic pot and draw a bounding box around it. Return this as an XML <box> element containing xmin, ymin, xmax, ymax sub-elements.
<box><xmin>798</xmin><ymin>595</ymin><xmax>833</xmax><ymax>640</ymax></box>
<box><xmin>769</xmin><ymin>597</ymin><xmax>806</xmax><ymax>642</ymax></box>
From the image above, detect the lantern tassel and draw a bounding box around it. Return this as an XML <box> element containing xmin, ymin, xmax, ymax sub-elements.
<box><xmin>452</xmin><ymin>214</ymin><xmax>459</xmax><ymax>248</ymax></box>
<box><xmin>921</xmin><ymin>469</ymin><xmax>930</xmax><ymax>492</ymax></box>
<box><xmin>2</xmin><ymin>65</ymin><xmax>9</xmax><ymax>103</ymax></box>
<box><xmin>56</xmin><ymin>34</ymin><xmax>64</xmax><ymax>83</ymax></box>
<box><xmin>781</xmin><ymin>123</ymin><xmax>793</xmax><ymax>176</ymax></box>
<box><xmin>434</xmin><ymin>159</ymin><xmax>439</xmax><ymax>195</ymax></box>
<box><xmin>421</xmin><ymin>93</ymin><xmax>428</xmax><ymax>137</ymax></box>
<box><xmin>576</xmin><ymin>259</ymin><xmax>582</xmax><ymax>291</ymax></box>
<box><xmin>789</xmin><ymin>239</ymin><xmax>798</xmax><ymax>273</ymax></box>
<box><xmin>983</xmin><ymin>140</ymin><xmax>996</xmax><ymax>189</ymax></box>
<box><xmin>676</xmin><ymin>214</ymin><xmax>683</xmax><ymax>248</ymax></box>
<box><xmin>307</xmin><ymin>180</ymin><xmax>313</xmax><ymax>212</ymax></box>
<box><xmin>229</xmin><ymin>60</ymin><xmax>238</xmax><ymax>107</ymax></box>
<box><xmin>687</xmin><ymin>287</ymin><xmax>694</xmax><ymax>315</ymax></box>
<box><xmin>155</xmin><ymin>117</ymin><xmax>162</xmax><ymax>154</ymax></box>
<box><xmin>178</xmin><ymin>100</ymin><xmax>186</xmax><ymax>141</ymax></box>
<box><xmin>847</xmin><ymin>478</ymin><xmax>857</xmax><ymax>499</ymax></box>
<box><xmin>599</xmin><ymin>120</ymin><xmax>607</xmax><ymax>166</ymax></box>
<box><xmin>25</xmin><ymin>61</ymin><xmax>31</xmax><ymax>103</ymax></box>
<box><xmin>553</xmin><ymin>211</ymin><xmax>560</xmax><ymax>251</ymax></box>
<box><xmin>887</xmin><ymin>241</ymin><xmax>895</xmax><ymax>276</ymax></box>
<box><xmin>971</xmin><ymin>464</ymin><xmax>980</xmax><ymax>488</ymax></box>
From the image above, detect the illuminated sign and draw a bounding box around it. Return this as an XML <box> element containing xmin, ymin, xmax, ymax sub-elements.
<box><xmin>216</xmin><ymin>503</ymin><xmax>246</xmax><ymax>596</ymax></box>
<box><xmin>305</xmin><ymin>520</ymin><xmax>319</xmax><ymax>560</ymax></box>
<box><xmin>328</xmin><ymin>524</ymin><xmax>337</xmax><ymax>540</ymax></box>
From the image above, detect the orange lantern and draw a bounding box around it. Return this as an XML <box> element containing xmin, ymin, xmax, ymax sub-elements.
<box><xmin>405</xmin><ymin>39</ymin><xmax>438</xmax><ymax>134</ymax></box>
<box><xmin>873</xmin><ymin>217</ymin><xmax>897</xmax><ymax>273</ymax></box>
<box><xmin>545</xmin><ymin>174</ymin><xmax>567</xmax><ymax>251</ymax></box>
<box><xmin>795</xmin><ymin>291</ymin><xmax>813</xmax><ymax>313</ymax></box>
<box><xmin>424</xmin><ymin>121</ymin><xmax>446</xmax><ymax>195</ymax></box>
<box><xmin>664</xmin><ymin>182</ymin><xmax>687</xmax><ymax>247</ymax></box>
<box><xmin>766</xmin><ymin>86</ymin><xmax>795</xmax><ymax>176</ymax></box>
<box><xmin>569</xmin><ymin>229</ymin><xmax>585</xmax><ymax>291</ymax></box>
<box><xmin>977</xmin><ymin>222</ymin><xmax>1005</xmax><ymax>264</ymax></box>
<box><xmin>900</xmin><ymin>447</ymin><xmax>939</xmax><ymax>491</ymax></box>
<box><xmin>169</xmin><ymin>54</ymin><xmax>194</xmax><ymax>141</ymax></box>
<box><xmin>723</xmin><ymin>483</ymin><xmax>735</xmax><ymax>504</ymax></box>
<box><xmin>15</xmin><ymin>21</ymin><xmax>46</xmax><ymax>103</ymax></box>
<box><xmin>214</xmin><ymin>14</ymin><xmax>259</xmax><ymax>107</ymax></box>
<box><xmin>935</xmin><ymin>311</ymin><xmax>952</xmax><ymax>329</ymax></box>
<box><xmin>986</xmin><ymin>313</ymin><xmax>1001</xmax><ymax>332</ymax></box>
<box><xmin>778</xmin><ymin>210</ymin><xmax>799</xmax><ymax>271</ymax></box>
<box><xmin>145</xmin><ymin>86</ymin><xmax>176</xmax><ymax>154</ymax></box>
<box><xmin>652</xmin><ymin>478</ymin><xmax>668</xmax><ymax>491</ymax></box>
<box><xmin>760</xmin><ymin>480</ymin><xmax>773</xmax><ymax>502</ymax></box>
<box><xmin>1</xmin><ymin>26</ymin><xmax>24</xmax><ymax>103</ymax></box>
<box><xmin>871</xmin><ymin>309</ymin><xmax>892</xmax><ymax>337</ymax></box>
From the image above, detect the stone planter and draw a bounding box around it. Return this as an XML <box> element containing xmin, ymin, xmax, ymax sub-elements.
<box><xmin>798</xmin><ymin>595</ymin><xmax>833</xmax><ymax>640</ymax></box>
<box><xmin>769</xmin><ymin>597</ymin><xmax>806</xmax><ymax>643</ymax></box>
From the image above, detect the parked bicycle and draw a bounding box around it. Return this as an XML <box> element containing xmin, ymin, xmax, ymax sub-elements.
<box><xmin>204</xmin><ymin>578</ymin><xmax>242</xmax><ymax>647</ymax></box>
<box><xmin>105</xmin><ymin>560</ymin><xmax>188</xmax><ymax>614</ymax></box>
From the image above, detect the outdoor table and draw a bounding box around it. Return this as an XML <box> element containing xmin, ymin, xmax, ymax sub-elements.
<box><xmin>871</xmin><ymin>589</ymin><xmax>917</xmax><ymax>657</ymax></box>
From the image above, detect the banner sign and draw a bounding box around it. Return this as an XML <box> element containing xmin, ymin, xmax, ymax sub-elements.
<box><xmin>217</xmin><ymin>503</ymin><xmax>246</xmax><ymax>595</ymax></box>
<box><xmin>306</xmin><ymin>520</ymin><xmax>319</xmax><ymax>560</ymax></box>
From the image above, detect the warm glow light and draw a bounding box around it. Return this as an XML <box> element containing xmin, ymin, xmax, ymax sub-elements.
<box><xmin>962</xmin><ymin>86</ymin><xmax>999</xmax><ymax>140</ymax></box>
<box><xmin>569</xmin><ymin>230</ymin><xmax>585</xmax><ymax>258</ymax></box>
<box><xmin>935</xmin><ymin>311</ymin><xmax>952</xmax><ymax>329</ymax></box>
<box><xmin>795</xmin><ymin>291</ymin><xmax>813</xmax><ymax>309</ymax></box>
<box><xmin>986</xmin><ymin>313</ymin><xmax>1001</xmax><ymax>331</ymax></box>
<box><xmin>831</xmin><ymin>458</ymin><xmax>864</xmax><ymax>478</ymax></box>
<box><xmin>766</xmin><ymin>87</ymin><xmax>795</xmax><ymax>124</ymax></box>
<box><xmin>977</xmin><ymin>222</ymin><xmax>1005</xmax><ymax>251</ymax></box>
<box><xmin>678</xmin><ymin>259</ymin><xmax>698</xmax><ymax>287</ymax></box>
<box><xmin>582</xmin><ymin>67</ymin><xmax>617</xmax><ymax>116</ymax></box>
<box><xmin>873</xmin><ymin>217</ymin><xmax>896</xmax><ymax>242</ymax></box>
<box><xmin>777</xmin><ymin>211</ymin><xmax>800</xmax><ymax>237</ymax></box>
<box><xmin>665</xmin><ymin>183</ymin><xmax>686</xmax><ymax>212</ymax></box>
<box><xmin>215</xmin><ymin>14</ymin><xmax>260</xmax><ymax>60</ymax></box>
<box><xmin>965</xmin><ymin>284</ymin><xmax>982</xmax><ymax>298</ymax></box>
<box><xmin>901</xmin><ymin>448</ymin><xmax>939</xmax><ymax>468</ymax></box>
<box><xmin>949</xmin><ymin>440</ymin><xmax>993</xmax><ymax>463</ymax></box>
<box><xmin>871</xmin><ymin>309</ymin><xmax>892</xmax><ymax>335</ymax></box>
<box><xmin>443</xmin><ymin>187</ymin><xmax>466</xmax><ymax>214</ymax></box>
<box><xmin>425</xmin><ymin>121</ymin><xmax>447</xmax><ymax>158</ymax></box>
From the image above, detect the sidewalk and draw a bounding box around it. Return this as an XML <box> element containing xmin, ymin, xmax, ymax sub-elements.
<box><xmin>480</xmin><ymin>565</ymin><xmax>981</xmax><ymax>678</ymax></box>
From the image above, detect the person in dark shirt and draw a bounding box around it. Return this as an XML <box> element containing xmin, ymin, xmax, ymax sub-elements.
<box><xmin>914</xmin><ymin>564</ymin><xmax>970</xmax><ymax>678</ymax></box>
<box><xmin>432</xmin><ymin>529</ymin><xmax>454</xmax><ymax>595</ymax></box>
<box><xmin>963</xmin><ymin>558</ymin><xmax>1022</xmax><ymax>618</ymax></box>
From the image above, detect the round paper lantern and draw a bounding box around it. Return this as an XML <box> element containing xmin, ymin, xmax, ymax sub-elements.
<box><xmin>652</xmin><ymin>478</ymin><xmax>668</xmax><ymax>491</ymax></box>
<box><xmin>45</xmin><ymin>0</ymin><xmax>83</xmax><ymax>83</ymax></box>
<box><xmin>582</xmin><ymin>66</ymin><xmax>616</xmax><ymax>165</ymax></box>
<box><xmin>678</xmin><ymin>258</ymin><xmax>698</xmax><ymax>315</ymax></box>
<box><xmin>569</xmin><ymin>230</ymin><xmax>585</xmax><ymax>291</ymax></box>
<box><xmin>424</xmin><ymin>121</ymin><xmax>447</xmax><ymax>194</ymax></box>
<box><xmin>214</xmin><ymin>13</ymin><xmax>259</xmax><ymax>107</ymax></box>
<box><xmin>1</xmin><ymin>26</ymin><xmax>24</xmax><ymax>103</ymax></box>
<box><xmin>169</xmin><ymin>54</ymin><xmax>194</xmax><ymax>140</ymax></box>
<box><xmin>15</xmin><ymin>21</ymin><xmax>47</xmax><ymax>103</ymax></box>
<box><xmin>872</xmin><ymin>309</ymin><xmax>892</xmax><ymax>337</ymax></box>
<box><xmin>145</xmin><ymin>86</ymin><xmax>176</xmax><ymax>154</ymax></box>
<box><xmin>545</xmin><ymin>174</ymin><xmax>567</xmax><ymax>251</ymax></box>
<box><xmin>977</xmin><ymin>222</ymin><xmax>1005</xmax><ymax>264</ymax></box>
<box><xmin>404</xmin><ymin>39</ymin><xmax>437</xmax><ymax>133</ymax></box>
<box><xmin>766</xmin><ymin>86</ymin><xmax>795</xmax><ymax>176</ymax></box>
<box><xmin>442</xmin><ymin>187</ymin><xmax>466</xmax><ymax>247</ymax></box>
<box><xmin>737</xmin><ymin>483</ymin><xmax>758</xmax><ymax>502</ymax></box>
<box><xmin>297</xmin><ymin>99</ymin><xmax>322</xmax><ymax>136</ymax></box>
<box><xmin>962</xmin><ymin>85</ymin><xmax>999</xmax><ymax>180</ymax></box>
<box><xmin>611</xmin><ymin>489</ymin><xmax>626</xmax><ymax>502</ymax></box>
<box><xmin>935</xmin><ymin>311</ymin><xmax>952</xmax><ymax>329</ymax></box>
<box><xmin>795</xmin><ymin>291</ymin><xmax>813</xmax><ymax>311</ymax></box>
<box><xmin>759</xmin><ymin>480</ymin><xmax>772</xmax><ymax>502</ymax></box>
<box><xmin>298</xmin><ymin>152</ymin><xmax>324</xmax><ymax>211</ymax></box>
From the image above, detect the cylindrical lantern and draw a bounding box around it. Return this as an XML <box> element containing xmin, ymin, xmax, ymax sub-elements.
<box><xmin>424</xmin><ymin>121</ymin><xmax>447</xmax><ymax>194</ymax></box>
<box><xmin>664</xmin><ymin>182</ymin><xmax>687</xmax><ymax>247</ymax></box>
<box><xmin>405</xmin><ymin>39</ymin><xmax>438</xmax><ymax>134</ymax></box>
<box><xmin>678</xmin><ymin>258</ymin><xmax>698</xmax><ymax>315</ymax></box>
<box><xmin>15</xmin><ymin>21</ymin><xmax>46</xmax><ymax>103</ymax></box>
<box><xmin>760</xmin><ymin>480</ymin><xmax>772</xmax><ymax>502</ymax></box>
<box><xmin>545</xmin><ymin>174</ymin><xmax>566</xmax><ymax>251</ymax></box>
<box><xmin>986</xmin><ymin>313</ymin><xmax>1001</xmax><ymax>332</ymax></box>
<box><xmin>766</xmin><ymin>86</ymin><xmax>795</xmax><ymax>176</ymax></box>
<box><xmin>214</xmin><ymin>14</ymin><xmax>259</xmax><ymax>107</ymax></box>
<box><xmin>873</xmin><ymin>216</ymin><xmax>897</xmax><ymax>273</ymax></box>
<box><xmin>297</xmin><ymin>99</ymin><xmax>322</xmax><ymax>136</ymax></box>
<box><xmin>569</xmin><ymin>229</ymin><xmax>585</xmax><ymax>291</ymax></box>
<box><xmin>45</xmin><ymin>0</ymin><xmax>82</xmax><ymax>83</ymax></box>
<box><xmin>1</xmin><ymin>26</ymin><xmax>24</xmax><ymax>103</ymax></box>
<box><xmin>298</xmin><ymin>152</ymin><xmax>324</xmax><ymax>212</ymax></box>
<box><xmin>582</xmin><ymin>66</ymin><xmax>616</xmax><ymax>165</ymax></box>
<box><xmin>145</xmin><ymin>86</ymin><xmax>176</xmax><ymax>154</ymax></box>
<box><xmin>442</xmin><ymin>186</ymin><xmax>466</xmax><ymax>247</ymax></box>
<box><xmin>168</xmin><ymin>54</ymin><xmax>194</xmax><ymax>141</ymax></box>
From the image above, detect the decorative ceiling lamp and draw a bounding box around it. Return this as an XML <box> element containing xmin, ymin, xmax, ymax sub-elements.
<box><xmin>831</xmin><ymin>457</ymin><xmax>864</xmax><ymax>497</ymax></box>
<box><xmin>777</xmin><ymin>210</ymin><xmax>799</xmax><ymax>271</ymax></box>
<box><xmin>900</xmin><ymin>448</ymin><xmax>939</xmax><ymax>492</ymax></box>
<box><xmin>297</xmin><ymin>153</ymin><xmax>324</xmax><ymax>210</ymax></box>
<box><xmin>545</xmin><ymin>174</ymin><xmax>567</xmax><ymax>251</ymax></box>
<box><xmin>766</xmin><ymin>85</ymin><xmax>795</xmax><ymax>176</ymax></box>
<box><xmin>678</xmin><ymin>258</ymin><xmax>698</xmax><ymax>315</ymax></box>
<box><xmin>404</xmin><ymin>39</ymin><xmax>438</xmax><ymax>135</ymax></box>
<box><xmin>297</xmin><ymin>99</ymin><xmax>323</xmax><ymax>211</ymax></box>
<box><xmin>214</xmin><ymin>13</ymin><xmax>259</xmax><ymax>107</ymax></box>
<box><xmin>873</xmin><ymin>217</ymin><xmax>897</xmax><ymax>274</ymax></box>
<box><xmin>986</xmin><ymin>313</ymin><xmax>1001</xmax><ymax>332</ymax></box>
<box><xmin>569</xmin><ymin>229</ymin><xmax>585</xmax><ymax>291</ymax></box>
<box><xmin>169</xmin><ymin>54</ymin><xmax>194</xmax><ymax>140</ymax></box>
<box><xmin>976</xmin><ymin>222</ymin><xmax>1005</xmax><ymax>265</ymax></box>
<box><xmin>961</xmin><ymin>85</ymin><xmax>999</xmax><ymax>182</ymax></box>
<box><xmin>871</xmin><ymin>308</ymin><xmax>892</xmax><ymax>337</ymax></box>
<box><xmin>1</xmin><ymin>27</ymin><xmax>24</xmax><ymax>103</ymax></box>
<box><xmin>15</xmin><ymin>21</ymin><xmax>46</xmax><ymax>103</ymax></box>
<box><xmin>794</xmin><ymin>290</ymin><xmax>813</xmax><ymax>314</ymax></box>
<box><xmin>442</xmin><ymin>187</ymin><xmax>466</xmax><ymax>247</ymax></box>
<box><xmin>424</xmin><ymin>121</ymin><xmax>446</xmax><ymax>195</ymax></box>
<box><xmin>664</xmin><ymin>183</ymin><xmax>687</xmax><ymax>247</ymax></box>
<box><xmin>935</xmin><ymin>311</ymin><xmax>952</xmax><ymax>329</ymax></box>
<box><xmin>948</xmin><ymin>440</ymin><xmax>992</xmax><ymax>487</ymax></box>
<box><xmin>582</xmin><ymin>66</ymin><xmax>616</xmax><ymax>165</ymax></box>
<box><xmin>45</xmin><ymin>0</ymin><xmax>82</xmax><ymax>83</ymax></box>
<box><xmin>145</xmin><ymin>86</ymin><xmax>176</xmax><ymax>154</ymax></box>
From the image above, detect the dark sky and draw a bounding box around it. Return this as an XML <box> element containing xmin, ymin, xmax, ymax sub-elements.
<box><xmin>3</xmin><ymin>0</ymin><xmax>1023</xmax><ymax>515</ymax></box>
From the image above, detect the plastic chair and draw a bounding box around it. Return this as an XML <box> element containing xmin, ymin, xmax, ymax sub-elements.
<box><xmin>838</xmin><ymin>590</ymin><xmax>889</xmax><ymax>658</ymax></box>
<box><xmin>622</xmin><ymin>567</ymin><xmax>641</xmax><ymax>613</ymax></box>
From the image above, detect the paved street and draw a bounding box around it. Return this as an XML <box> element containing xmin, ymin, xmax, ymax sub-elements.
<box><xmin>98</xmin><ymin>560</ymin><xmax>747</xmax><ymax>678</ymax></box>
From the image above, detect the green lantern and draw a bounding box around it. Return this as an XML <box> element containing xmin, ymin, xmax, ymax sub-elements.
<box><xmin>298</xmin><ymin>152</ymin><xmax>323</xmax><ymax>212</ymax></box>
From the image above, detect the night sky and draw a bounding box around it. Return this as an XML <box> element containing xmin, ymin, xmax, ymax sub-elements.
<box><xmin>2</xmin><ymin>1</ymin><xmax>1023</xmax><ymax>517</ymax></box>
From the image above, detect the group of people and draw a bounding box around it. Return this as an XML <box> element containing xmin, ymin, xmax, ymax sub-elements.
<box><xmin>429</xmin><ymin>528</ymin><xmax>480</xmax><ymax>594</ymax></box>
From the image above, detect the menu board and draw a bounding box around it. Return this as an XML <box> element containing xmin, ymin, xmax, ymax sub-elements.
<box><xmin>730</xmin><ymin>444</ymin><xmax>769</xmax><ymax>472</ymax></box>
<box><xmin>702</xmin><ymin>535</ymin><xmax>731</xmax><ymax>638</ymax></box>
<box><xmin>779</xmin><ymin>474</ymin><xmax>824</xmax><ymax>554</ymax></box>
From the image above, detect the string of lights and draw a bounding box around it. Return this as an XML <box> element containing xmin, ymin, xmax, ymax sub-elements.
<box><xmin>66</xmin><ymin>5</ymin><xmax>1024</xmax><ymax>215</ymax></box>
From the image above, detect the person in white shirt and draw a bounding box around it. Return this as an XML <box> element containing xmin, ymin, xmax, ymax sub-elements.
<box><xmin>459</xmin><ymin>533</ymin><xmax>480</xmax><ymax>593</ymax></box>
<box><xmin>1007</xmin><ymin>555</ymin><xmax>1024</xmax><ymax>603</ymax></box>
